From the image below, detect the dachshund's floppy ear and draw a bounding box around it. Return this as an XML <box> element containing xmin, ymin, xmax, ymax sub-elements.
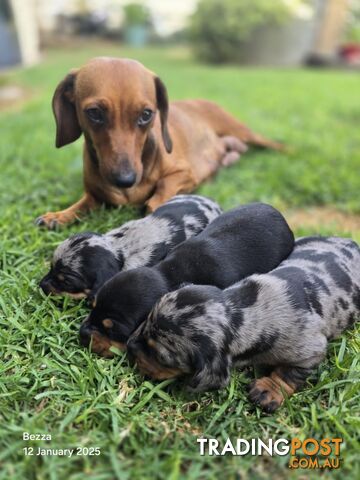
<box><xmin>154</xmin><ymin>77</ymin><xmax>173</xmax><ymax>154</ymax></box>
<box><xmin>52</xmin><ymin>70</ymin><xmax>82</xmax><ymax>148</ymax></box>
<box><xmin>187</xmin><ymin>351</ymin><xmax>231</xmax><ymax>392</ymax></box>
<box><xmin>87</xmin><ymin>252</ymin><xmax>123</xmax><ymax>301</ymax></box>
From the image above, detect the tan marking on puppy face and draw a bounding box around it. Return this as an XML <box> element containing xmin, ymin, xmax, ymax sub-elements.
<box><xmin>135</xmin><ymin>352</ymin><xmax>183</xmax><ymax>380</ymax></box>
<box><xmin>92</xmin><ymin>298</ymin><xmax>97</xmax><ymax>308</ymax></box>
<box><xmin>147</xmin><ymin>338</ymin><xmax>156</xmax><ymax>348</ymax></box>
<box><xmin>43</xmin><ymin>286</ymin><xmax>84</xmax><ymax>298</ymax></box>
<box><xmin>43</xmin><ymin>285</ymin><xmax>61</xmax><ymax>296</ymax></box>
<box><xmin>103</xmin><ymin>318</ymin><xmax>114</xmax><ymax>329</ymax></box>
<box><xmin>89</xmin><ymin>330</ymin><xmax>126</xmax><ymax>358</ymax></box>
<box><xmin>43</xmin><ymin>285</ymin><xmax>88</xmax><ymax>299</ymax></box>
<box><xmin>57</xmin><ymin>274</ymin><xmax>65</xmax><ymax>282</ymax></box>
<box><xmin>64</xmin><ymin>291</ymin><xmax>88</xmax><ymax>299</ymax></box>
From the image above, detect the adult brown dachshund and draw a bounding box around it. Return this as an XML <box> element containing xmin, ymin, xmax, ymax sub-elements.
<box><xmin>36</xmin><ymin>57</ymin><xmax>282</xmax><ymax>228</ymax></box>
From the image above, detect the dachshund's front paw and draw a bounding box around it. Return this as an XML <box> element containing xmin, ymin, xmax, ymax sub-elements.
<box><xmin>35</xmin><ymin>212</ymin><xmax>75</xmax><ymax>229</ymax></box>
<box><xmin>248</xmin><ymin>376</ymin><xmax>292</xmax><ymax>413</ymax></box>
<box><xmin>35</xmin><ymin>213</ymin><xmax>60</xmax><ymax>230</ymax></box>
<box><xmin>145</xmin><ymin>198</ymin><xmax>161</xmax><ymax>213</ymax></box>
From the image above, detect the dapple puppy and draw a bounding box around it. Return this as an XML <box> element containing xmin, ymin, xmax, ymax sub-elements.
<box><xmin>40</xmin><ymin>195</ymin><xmax>221</xmax><ymax>299</ymax></box>
<box><xmin>79</xmin><ymin>203</ymin><xmax>294</xmax><ymax>356</ymax></box>
<box><xmin>128</xmin><ymin>236</ymin><xmax>360</xmax><ymax>412</ymax></box>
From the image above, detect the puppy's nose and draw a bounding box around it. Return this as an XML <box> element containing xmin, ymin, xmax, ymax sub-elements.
<box><xmin>111</xmin><ymin>170</ymin><xmax>136</xmax><ymax>188</ymax></box>
<box><xmin>40</xmin><ymin>278</ymin><xmax>52</xmax><ymax>295</ymax></box>
<box><xmin>127</xmin><ymin>338</ymin><xmax>140</xmax><ymax>359</ymax></box>
<box><xmin>79</xmin><ymin>320</ymin><xmax>94</xmax><ymax>347</ymax></box>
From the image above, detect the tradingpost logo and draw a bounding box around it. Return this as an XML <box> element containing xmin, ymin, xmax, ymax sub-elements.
<box><xmin>197</xmin><ymin>437</ymin><xmax>343</xmax><ymax>470</ymax></box>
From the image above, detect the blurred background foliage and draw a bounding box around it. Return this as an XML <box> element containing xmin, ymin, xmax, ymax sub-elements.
<box><xmin>189</xmin><ymin>0</ymin><xmax>291</xmax><ymax>63</ymax></box>
<box><xmin>1</xmin><ymin>1</ymin><xmax>359</xmax><ymax>68</ymax></box>
<box><xmin>345</xmin><ymin>1</ymin><xmax>360</xmax><ymax>42</ymax></box>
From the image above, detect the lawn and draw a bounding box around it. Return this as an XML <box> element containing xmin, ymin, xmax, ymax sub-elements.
<box><xmin>0</xmin><ymin>43</ymin><xmax>359</xmax><ymax>480</ymax></box>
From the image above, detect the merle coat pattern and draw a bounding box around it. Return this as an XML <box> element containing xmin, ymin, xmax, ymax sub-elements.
<box><xmin>128</xmin><ymin>236</ymin><xmax>360</xmax><ymax>412</ymax></box>
<box><xmin>40</xmin><ymin>195</ymin><xmax>221</xmax><ymax>299</ymax></box>
<box><xmin>80</xmin><ymin>203</ymin><xmax>294</xmax><ymax>352</ymax></box>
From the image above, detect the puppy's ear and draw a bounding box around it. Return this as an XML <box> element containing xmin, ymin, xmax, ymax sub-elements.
<box><xmin>187</xmin><ymin>352</ymin><xmax>231</xmax><ymax>392</ymax></box>
<box><xmin>88</xmin><ymin>256</ymin><xmax>123</xmax><ymax>300</ymax></box>
<box><xmin>52</xmin><ymin>70</ymin><xmax>82</xmax><ymax>148</ymax></box>
<box><xmin>154</xmin><ymin>77</ymin><xmax>173</xmax><ymax>154</ymax></box>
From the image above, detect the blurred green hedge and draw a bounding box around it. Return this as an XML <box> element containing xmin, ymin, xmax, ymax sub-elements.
<box><xmin>189</xmin><ymin>0</ymin><xmax>290</xmax><ymax>63</ymax></box>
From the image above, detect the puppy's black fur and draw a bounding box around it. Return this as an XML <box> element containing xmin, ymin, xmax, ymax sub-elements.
<box><xmin>40</xmin><ymin>194</ymin><xmax>221</xmax><ymax>299</ymax></box>
<box><xmin>80</xmin><ymin>203</ymin><xmax>294</xmax><ymax>350</ymax></box>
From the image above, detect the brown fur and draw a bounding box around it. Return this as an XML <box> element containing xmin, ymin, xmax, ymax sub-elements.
<box><xmin>37</xmin><ymin>57</ymin><xmax>282</xmax><ymax>228</ymax></box>
<box><xmin>249</xmin><ymin>370</ymin><xmax>296</xmax><ymax>412</ymax></box>
<box><xmin>42</xmin><ymin>285</ymin><xmax>90</xmax><ymax>299</ymax></box>
<box><xmin>135</xmin><ymin>352</ymin><xmax>183</xmax><ymax>380</ymax></box>
<box><xmin>86</xmin><ymin>329</ymin><xmax>126</xmax><ymax>358</ymax></box>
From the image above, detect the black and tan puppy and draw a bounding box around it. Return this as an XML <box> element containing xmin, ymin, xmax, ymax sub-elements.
<box><xmin>128</xmin><ymin>236</ymin><xmax>360</xmax><ymax>412</ymax></box>
<box><xmin>79</xmin><ymin>203</ymin><xmax>294</xmax><ymax>356</ymax></box>
<box><xmin>40</xmin><ymin>195</ymin><xmax>221</xmax><ymax>300</ymax></box>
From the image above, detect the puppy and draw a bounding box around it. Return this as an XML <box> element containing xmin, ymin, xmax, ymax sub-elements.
<box><xmin>40</xmin><ymin>194</ymin><xmax>221</xmax><ymax>299</ymax></box>
<box><xmin>128</xmin><ymin>236</ymin><xmax>360</xmax><ymax>412</ymax></box>
<box><xmin>36</xmin><ymin>57</ymin><xmax>283</xmax><ymax>229</ymax></box>
<box><xmin>79</xmin><ymin>203</ymin><xmax>294</xmax><ymax>356</ymax></box>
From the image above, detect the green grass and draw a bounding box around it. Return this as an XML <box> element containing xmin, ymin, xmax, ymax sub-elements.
<box><xmin>0</xmin><ymin>44</ymin><xmax>359</xmax><ymax>479</ymax></box>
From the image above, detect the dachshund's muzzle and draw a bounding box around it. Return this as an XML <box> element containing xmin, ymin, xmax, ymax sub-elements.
<box><xmin>79</xmin><ymin>319</ymin><xmax>94</xmax><ymax>347</ymax></box>
<box><xmin>40</xmin><ymin>277</ymin><xmax>54</xmax><ymax>295</ymax></box>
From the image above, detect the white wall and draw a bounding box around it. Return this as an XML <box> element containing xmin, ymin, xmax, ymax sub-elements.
<box><xmin>35</xmin><ymin>0</ymin><xmax>198</xmax><ymax>35</ymax></box>
<box><xmin>10</xmin><ymin>0</ymin><xmax>40</xmax><ymax>65</ymax></box>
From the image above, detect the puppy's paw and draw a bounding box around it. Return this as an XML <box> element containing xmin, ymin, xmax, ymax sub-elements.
<box><xmin>35</xmin><ymin>212</ymin><xmax>75</xmax><ymax>229</ymax></box>
<box><xmin>248</xmin><ymin>376</ymin><xmax>292</xmax><ymax>413</ymax></box>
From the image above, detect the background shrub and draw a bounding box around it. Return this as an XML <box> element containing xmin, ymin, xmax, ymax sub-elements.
<box><xmin>189</xmin><ymin>0</ymin><xmax>290</xmax><ymax>63</ymax></box>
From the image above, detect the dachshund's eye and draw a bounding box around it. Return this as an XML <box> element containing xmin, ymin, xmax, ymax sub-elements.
<box><xmin>86</xmin><ymin>108</ymin><xmax>104</xmax><ymax>124</ymax></box>
<box><xmin>138</xmin><ymin>109</ymin><xmax>153</xmax><ymax>126</ymax></box>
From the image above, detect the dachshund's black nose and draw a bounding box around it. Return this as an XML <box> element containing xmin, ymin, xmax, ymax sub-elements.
<box><xmin>40</xmin><ymin>278</ymin><xmax>52</xmax><ymax>295</ymax></box>
<box><xmin>111</xmin><ymin>170</ymin><xmax>136</xmax><ymax>189</ymax></box>
<box><xmin>79</xmin><ymin>319</ymin><xmax>94</xmax><ymax>347</ymax></box>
